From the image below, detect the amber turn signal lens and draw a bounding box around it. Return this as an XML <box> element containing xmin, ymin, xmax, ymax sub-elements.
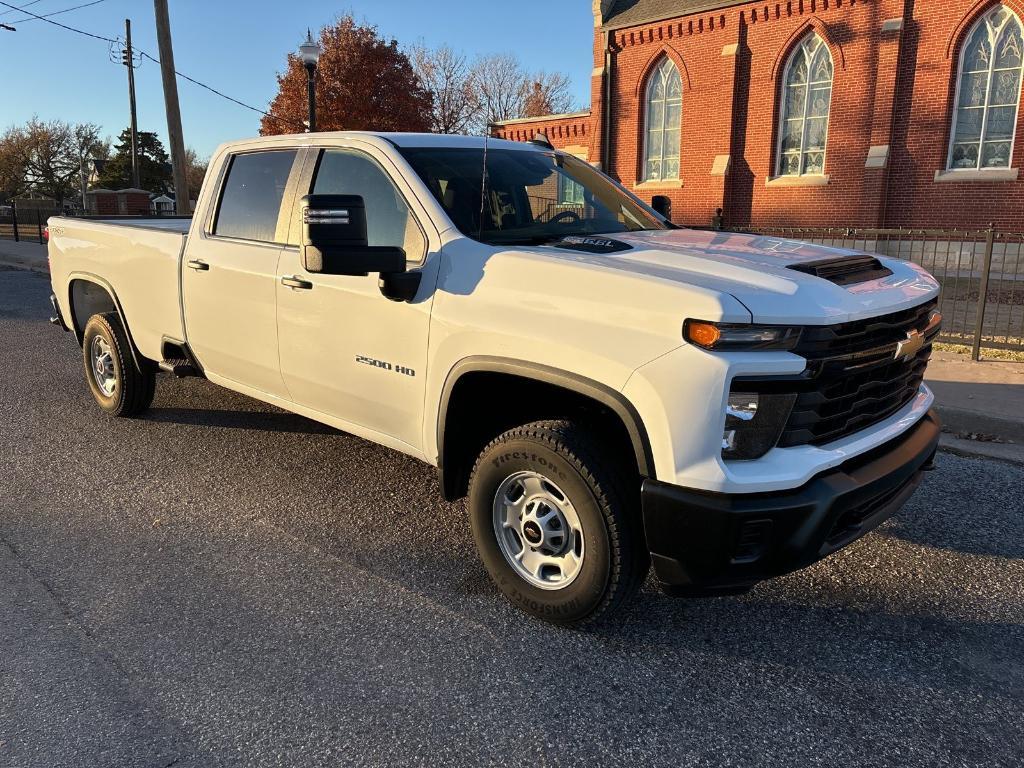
<box><xmin>686</xmin><ymin>321</ymin><xmax>721</xmax><ymax>348</ymax></box>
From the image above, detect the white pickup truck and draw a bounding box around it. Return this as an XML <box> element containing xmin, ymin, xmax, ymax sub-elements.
<box><xmin>47</xmin><ymin>132</ymin><xmax>942</xmax><ymax>624</ymax></box>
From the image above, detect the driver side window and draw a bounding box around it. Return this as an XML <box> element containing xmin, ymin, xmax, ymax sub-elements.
<box><xmin>312</xmin><ymin>149</ymin><xmax>427</xmax><ymax>263</ymax></box>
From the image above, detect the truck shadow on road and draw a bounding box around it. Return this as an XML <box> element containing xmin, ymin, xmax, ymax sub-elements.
<box><xmin>146</xmin><ymin>406</ymin><xmax>339</xmax><ymax>435</ymax></box>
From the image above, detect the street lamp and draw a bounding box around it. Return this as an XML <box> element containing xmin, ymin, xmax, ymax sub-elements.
<box><xmin>298</xmin><ymin>29</ymin><xmax>321</xmax><ymax>133</ymax></box>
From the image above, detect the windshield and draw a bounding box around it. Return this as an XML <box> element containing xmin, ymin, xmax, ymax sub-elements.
<box><xmin>398</xmin><ymin>147</ymin><xmax>667</xmax><ymax>246</ymax></box>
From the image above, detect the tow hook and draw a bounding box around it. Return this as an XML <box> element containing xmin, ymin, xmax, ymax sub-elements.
<box><xmin>921</xmin><ymin>450</ymin><xmax>938</xmax><ymax>472</ymax></box>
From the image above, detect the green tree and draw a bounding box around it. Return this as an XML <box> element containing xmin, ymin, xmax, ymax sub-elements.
<box><xmin>95</xmin><ymin>129</ymin><xmax>172</xmax><ymax>192</ymax></box>
<box><xmin>0</xmin><ymin>125</ymin><xmax>30</xmax><ymax>204</ymax></box>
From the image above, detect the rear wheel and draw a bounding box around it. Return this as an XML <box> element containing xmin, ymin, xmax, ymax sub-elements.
<box><xmin>468</xmin><ymin>420</ymin><xmax>648</xmax><ymax>625</ymax></box>
<box><xmin>82</xmin><ymin>312</ymin><xmax>155</xmax><ymax>417</ymax></box>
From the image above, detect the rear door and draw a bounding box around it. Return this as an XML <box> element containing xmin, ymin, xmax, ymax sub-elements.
<box><xmin>183</xmin><ymin>149</ymin><xmax>302</xmax><ymax>398</ymax></box>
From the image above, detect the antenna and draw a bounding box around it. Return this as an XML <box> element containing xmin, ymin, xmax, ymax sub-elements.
<box><xmin>478</xmin><ymin>98</ymin><xmax>491</xmax><ymax>240</ymax></box>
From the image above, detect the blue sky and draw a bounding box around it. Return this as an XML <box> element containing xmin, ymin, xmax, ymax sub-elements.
<box><xmin>0</xmin><ymin>0</ymin><xmax>594</xmax><ymax>158</ymax></box>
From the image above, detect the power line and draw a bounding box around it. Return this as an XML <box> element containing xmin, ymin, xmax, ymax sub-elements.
<box><xmin>138</xmin><ymin>51</ymin><xmax>305</xmax><ymax>131</ymax></box>
<box><xmin>0</xmin><ymin>0</ymin><xmax>43</xmax><ymax>18</ymax></box>
<box><xmin>0</xmin><ymin>0</ymin><xmax>305</xmax><ymax>132</ymax></box>
<box><xmin>0</xmin><ymin>0</ymin><xmax>113</xmax><ymax>41</ymax></box>
<box><xmin>7</xmin><ymin>0</ymin><xmax>107</xmax><ymax>25</ymax></box>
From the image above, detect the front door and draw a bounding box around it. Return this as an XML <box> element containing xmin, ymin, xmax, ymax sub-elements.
<box><xmin>275</xmin><ymin>145</ymin><xmax>437</xmax><ymax>452</ymax></box>
<box><xmin>183</xmin><ymin>149</ymin><xmax>300</xmax><ymax>398</ymax></box>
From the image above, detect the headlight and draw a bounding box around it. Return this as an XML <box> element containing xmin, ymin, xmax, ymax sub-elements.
<box><xmin>722</xmin><ymin>391</ymin><xmax>796</xmax><ymax>460</ymax></box>
<box><xmin>684</xmin><ymin>320</ymin><xmax>802</xmax><ymax>351</ymax></box>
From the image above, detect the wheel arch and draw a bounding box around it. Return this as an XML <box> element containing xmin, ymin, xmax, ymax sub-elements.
<box><xmin>66</xmin><ymin>274</ymin><xmax>144</xmax><ymax>369</ymax></box>
<box><xmin>436</xmin><ymin>357</ymin><xmax>655</xmax><ymax>501</ymax></box>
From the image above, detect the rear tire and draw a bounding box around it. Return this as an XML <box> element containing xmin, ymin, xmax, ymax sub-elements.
<box><xmin>82</xmin><ymin>312</ymin><xmax>155</xmax><ymax>417</ymax></box>
<box><xmin>468</xmin><ymin>420</ymin><xmax>648</xmax><ymax>625</ymax></box>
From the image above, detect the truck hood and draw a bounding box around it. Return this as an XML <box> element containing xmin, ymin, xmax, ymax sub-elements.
<box><xmin>544</xmin><ymin>229</ymin><xmax>940</xmax><ymax>325</ymax></box>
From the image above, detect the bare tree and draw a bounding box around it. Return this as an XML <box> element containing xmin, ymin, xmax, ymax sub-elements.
<box><xmin>522</xmin><ymin>71</ymin><xmax>574</xmax><ymax>118</ymax></box>
<box><xmin>471</xmin><ymin>53</ymin><xmax>528</xmax><ymax>126</ymax></box>
<box><xmin>21</xmin><ymin>118</ymin><xmax>80</xmax><ymax>206</ymax></box>
<box><xmin>410</xmin><ymin>44</ymin><xmax>480</xmax><ymax>134</ymax></box>
<box><xmin>71</xmin><ymin>123</ymin><xmax>104</xmax><ymax>209</ymax></box>
<box><xmin>467</xmin><ymin>54</ymin><xmax>577</xmax><ymax>132</ymax></box>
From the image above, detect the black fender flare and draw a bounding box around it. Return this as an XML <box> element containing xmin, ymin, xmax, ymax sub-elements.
<box><xmin>437</xmin><ymin>356</ymin><xmax>655</xmax><ymax>487</ymax></box>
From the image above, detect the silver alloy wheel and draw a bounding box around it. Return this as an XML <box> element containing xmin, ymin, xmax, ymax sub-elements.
<box><xmin>492</xmin><ymin>471</ymin><xmax>585</xmax><ymax>590</ymax></box>
<box><xmin>90</xmin><ymin>335</ymin><xmax>117</xmax><ymax>397</ymax></box>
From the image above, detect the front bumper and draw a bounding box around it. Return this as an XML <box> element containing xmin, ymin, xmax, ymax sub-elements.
<box><xmin>641</xmin><ymin>409</ymin><xmax>941</xmax><ymax>594</ymax></box>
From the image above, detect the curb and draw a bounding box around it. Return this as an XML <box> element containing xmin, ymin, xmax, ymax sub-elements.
<box><xmin>938</xmin><ymin>434</ymin><xmax>1024</xmax><ymax>466</ymax></box>
<box><xmin>0</xmin><ymin>257</ymin><xmax>49</xmax><ymax>274</ymax></box>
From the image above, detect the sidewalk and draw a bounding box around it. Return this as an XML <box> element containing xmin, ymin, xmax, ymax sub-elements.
<box><xmin>926</xmin><ymin>350</ymin><xmax>1024</xmax><ymax>464</ymax></box>
<box><xmin>0</xmin><ymin>240</ymin><xmax>48</xmax><ymax>273</ymax></box>
<box><xmin>2</xmin><ymin>238</ymin><xmax>1021</xmax><ymax>463</ymax></box>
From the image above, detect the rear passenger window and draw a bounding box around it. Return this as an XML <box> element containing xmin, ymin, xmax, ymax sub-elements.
<box><xmin>214</xmin><ymin>150</ymin><xmax>297</xmax><ymax>243</ymax></box>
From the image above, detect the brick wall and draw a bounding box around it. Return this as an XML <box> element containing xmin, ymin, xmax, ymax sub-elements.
<box><xmin>885</xmin><ymin>0</ymin><xmax>1024</xmax><ymax>229</ymax></box>
<box><xmin>492</xmin><ymin>112</ymin><xmax>594</xmax><ymax>158</ymax></box>
<box><xmin>495</xmin><ymin>0</ymin><xmax>1024</xmax><ymax>231</ymax></box>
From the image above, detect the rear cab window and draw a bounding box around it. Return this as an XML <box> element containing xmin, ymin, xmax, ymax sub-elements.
<box><xmin>213</xmin><ymin>150</ymin><xmax>299</xmax><ymax>243</ymax></box>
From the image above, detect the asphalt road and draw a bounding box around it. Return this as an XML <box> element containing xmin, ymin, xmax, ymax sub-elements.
<box><xmin>1</xmin><ymin>267</ymin><xmax>1022</xmax><ymax>768</ymax></box>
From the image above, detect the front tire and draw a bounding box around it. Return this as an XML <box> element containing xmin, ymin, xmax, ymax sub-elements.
<box><xmin>82</xmin><ymin>312</ymin><xmax>155</xmax><ymax>417</ymax></box>
<box><xmin>468</xmin><ymin>420</ymin><xmax>648</xmax><ymax>625</ymax></box>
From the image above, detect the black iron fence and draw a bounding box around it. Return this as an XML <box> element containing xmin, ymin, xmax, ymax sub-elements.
<box><xmin>734</xmin><ymin>226</ymin><xmax>1024</xmax><ymax>359</ymax></box>
<box><xmin>0</xmin><ymin>208</ymin><xmax>191</xmax><ymax>244</ymax></box>
<box><xmin>0</xmin><ymin>206</ymin><xmax>58</xmax><ymax>244</ymax></box>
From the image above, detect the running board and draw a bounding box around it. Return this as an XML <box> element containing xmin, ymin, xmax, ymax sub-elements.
<box><xmin>158</xmin><ymin>358</ymin><xmax>200</xmax><ymax>377</ymax></box>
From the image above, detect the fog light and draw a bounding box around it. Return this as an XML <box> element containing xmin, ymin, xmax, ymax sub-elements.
<box><xmin>721</xmin><ymin>390</ymin><xmax>796</xmax><ymax>460</ymax></box>
<box><xmin>723</xmin><ymin>393</ymin><xmax>758</xmax><ymax>451</ymax></box>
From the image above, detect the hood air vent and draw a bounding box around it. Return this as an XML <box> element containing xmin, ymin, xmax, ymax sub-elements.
<box><xmin>787</xmin><ymin>255</ymin><xmax>893</xmax><ymax>286</ymax></box>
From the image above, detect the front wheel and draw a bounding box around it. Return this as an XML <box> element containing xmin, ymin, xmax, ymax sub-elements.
<box><xmin>82</xmin><ymin>312</ymin><xmax>155</xmax><ymax>417</ymax></box>
<box><xmin>468</xmin><ymin>420</ymin><xmax>648</xmax><ymax>625</ymax></box>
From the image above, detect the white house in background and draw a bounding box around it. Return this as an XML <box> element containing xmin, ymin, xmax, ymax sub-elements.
<box><xmin>150</xmin><ymin>194</ymin><xmax>174</xmax><ymax>215</ymax></box>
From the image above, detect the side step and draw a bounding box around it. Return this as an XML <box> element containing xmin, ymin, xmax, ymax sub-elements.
<box><xmin>158</xmin><ymin>358</ymin><xmax>200</xmax><ymax>377</ymax></box>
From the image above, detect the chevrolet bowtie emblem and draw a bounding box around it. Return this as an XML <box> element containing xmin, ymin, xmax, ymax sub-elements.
<box><xmin>894</xmin><ymin>330</ymin><xmax>925</xmax><ymax>361</ymax></box>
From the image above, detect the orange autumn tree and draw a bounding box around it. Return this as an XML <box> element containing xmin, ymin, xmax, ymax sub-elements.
<box><xmin>261</xmin><ymin>16</ymin><xmax>432</xmax><ymax>135</ymax></box>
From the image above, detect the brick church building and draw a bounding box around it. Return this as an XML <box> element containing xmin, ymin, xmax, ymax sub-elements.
<box><xmin>492</xmin><ymin>0</ymin><xmax>1024</xmax><ymax>230</ymax></box>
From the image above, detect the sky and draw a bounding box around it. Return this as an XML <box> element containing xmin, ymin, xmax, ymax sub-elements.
<box><xmin>0</xmin><ymin>0</ymin><xmax>594</xmax><ymax>159</ymax></box>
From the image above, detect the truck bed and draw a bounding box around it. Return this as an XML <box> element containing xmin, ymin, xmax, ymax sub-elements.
<box><xmin>83</xmin><ymin>217</ymin><xmax>192</xmax><ymax>233</ymax></box>
<box><xmin>47</xmin><ymin>216</ymin><xmax>190</xmax><ymax>360</ymax></box>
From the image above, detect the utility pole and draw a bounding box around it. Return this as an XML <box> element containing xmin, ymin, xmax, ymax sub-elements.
<box><xmin>154</xmin><ymin>0</ymin><xmax>190</xmax><ymax>214</ymax></box>
<box><xmin>122</xmin><ymin>18</ymin><xmax>141</xmax><ymax>189</ymax></box>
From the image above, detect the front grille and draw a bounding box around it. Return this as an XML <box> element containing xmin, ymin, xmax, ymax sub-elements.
<box><xmin>776</xmin><ymin>299</ymin><xmax>939</xmax><ymax>447</ymax></box>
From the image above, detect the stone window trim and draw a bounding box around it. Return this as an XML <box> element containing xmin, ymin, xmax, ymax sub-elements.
<box><xmin>934</xmin><ymin>167</ymin><xmax>1020</xmax><ymax>182</ymax></box>
<box><xmin>765</xmin><ymin>174</ymin><xmax>831</xmax><ymax>188</ymax></box>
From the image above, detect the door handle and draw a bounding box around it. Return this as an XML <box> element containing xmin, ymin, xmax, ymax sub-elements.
<box><xmin>281</xmin><ymin>275</ymin><xmax>313</xmax><ymax>290</ymax></box>
<box><xmin>186</xmin><ymin>259</ymin><xmax>209</xmax><ymax>271</ymax></box>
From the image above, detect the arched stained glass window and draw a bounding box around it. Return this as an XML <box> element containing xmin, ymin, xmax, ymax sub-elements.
<box><xmin>643</xmin><ymin>58</ymin><xmax>682</xmax><ymax>182</ymax></box>
<box><xmin>948</xmin><ymin>5</ymin><xmax>1023</xmax><ymax>170</ymax></box>
<box><xmin>776</xmin><ymin>34</ymin><xmax>834</xmax><ymax>177</ymax></box>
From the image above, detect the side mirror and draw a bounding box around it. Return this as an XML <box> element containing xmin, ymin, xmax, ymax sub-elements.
<box><xmin>301</xmin><ymin>194</ymin><xmax>407</xmax><ymax>276</ymax></box>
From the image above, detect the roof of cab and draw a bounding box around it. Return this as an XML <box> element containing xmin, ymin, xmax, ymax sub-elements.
<box><xmin>349</xmin><ymin>132</ymin><xmax>544</xmax><ymax>151</ymax></box>
<box><xmin>224</xmin><ymin>131</ymin><xmax>544</xmax><ymax>151</ymax></box>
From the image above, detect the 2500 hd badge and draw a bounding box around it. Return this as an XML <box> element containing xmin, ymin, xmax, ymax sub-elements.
<box><xmin>355</xmin><ymin>355</ymin><xmax>416</xmax><ymax>377</ymax></box>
